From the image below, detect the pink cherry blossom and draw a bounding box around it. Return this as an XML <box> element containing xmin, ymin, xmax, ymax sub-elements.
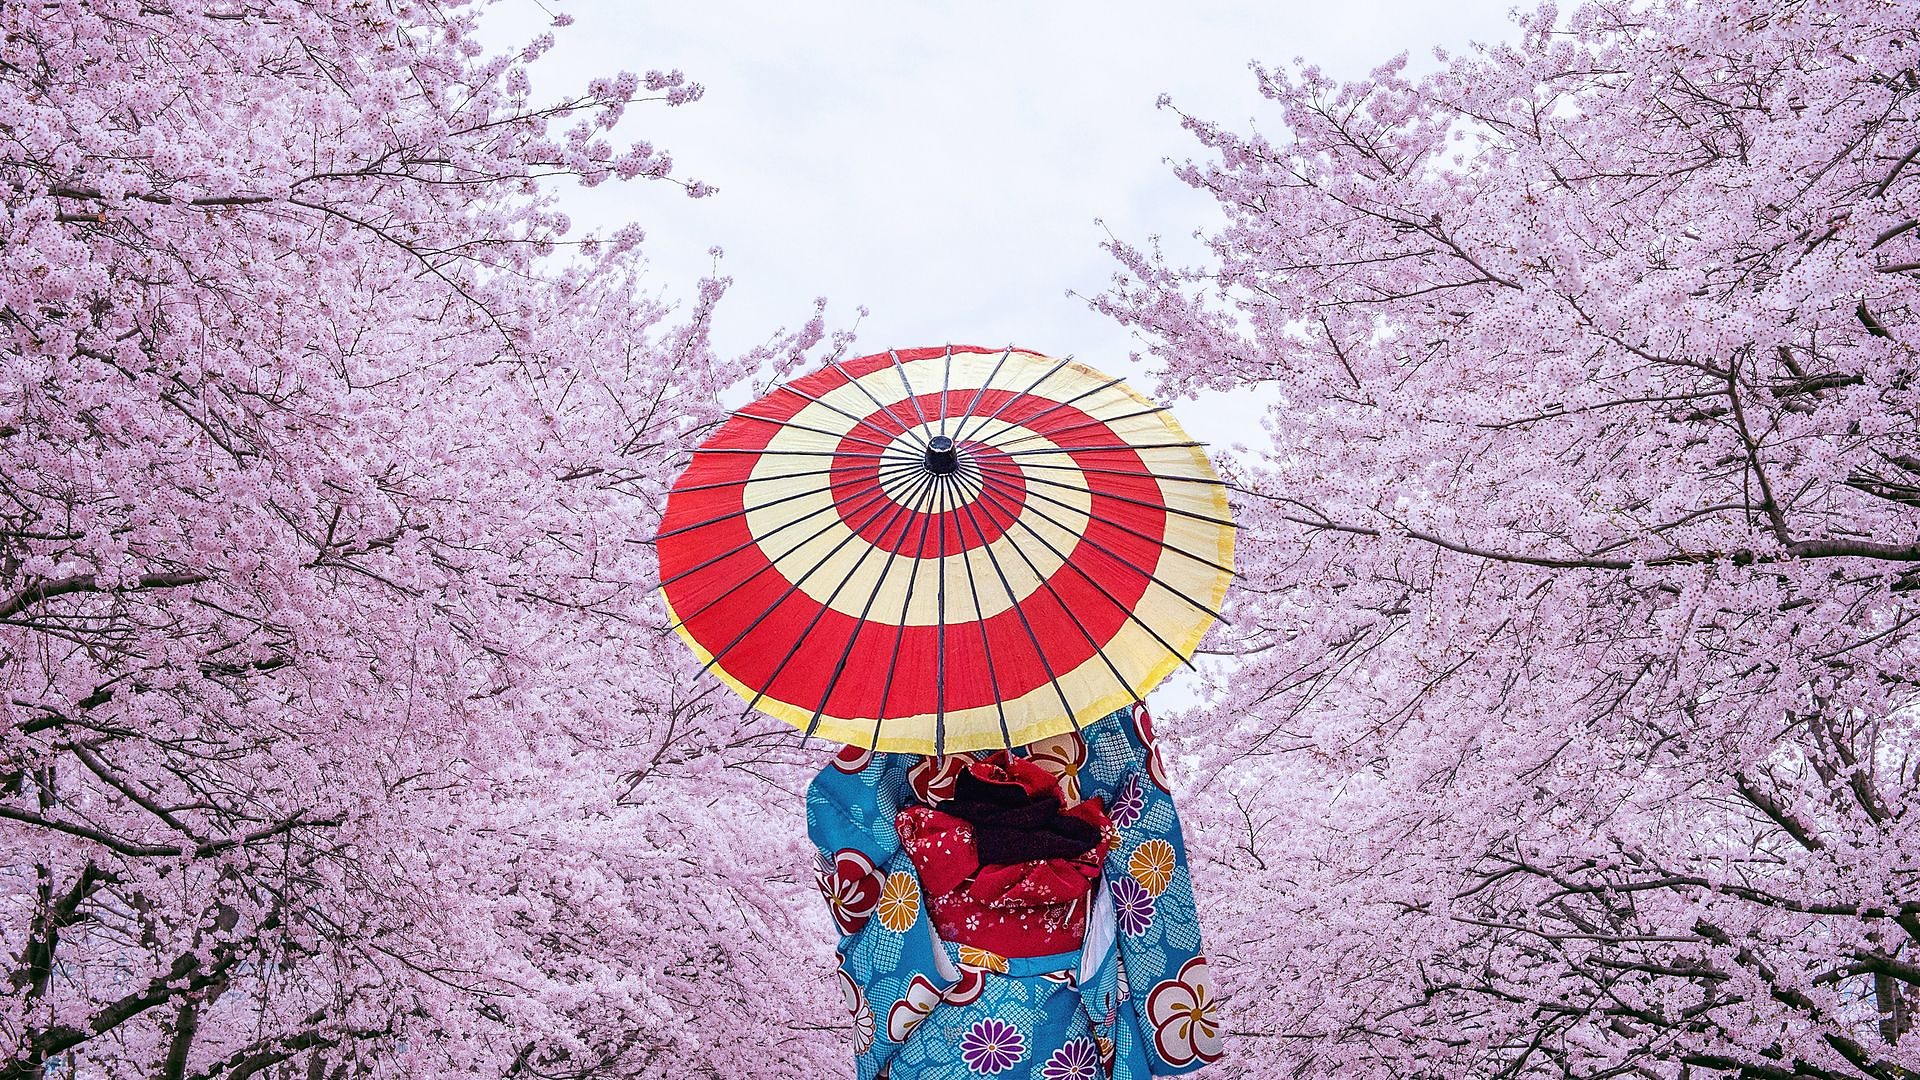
<box><xmin>0</xmin><ymin>3</ymin><xmax>843</xmax><ymax>1078</ymax></box>
<box><xmin>1097</xmin><ymin>1</ymin><xmax>1920</xmax><ymax>1077</ymax></box>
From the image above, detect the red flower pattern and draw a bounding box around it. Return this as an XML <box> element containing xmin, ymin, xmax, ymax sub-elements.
<box><xmin>1145</xmin><ymin>956</ymin><xmax>1224</xmax><ymax>1066</ymax></box>
<box><xmin>1026</xmin><ymin>731</ymin><xmax>1088</xmax><ymax>804</ymax></box>
<box><xmin>816</xmin><ymin>848</ymin><xmax>882</xmax><ymax>935</ymax></box>
<box><xmin>907</xmin><ymin>753</ymin><xmax>970</xmax><ymax>804</ymax></box>
<box><xmin>1131</xmin><ymin>700</ymin><xmax>1171</xmax><ymax>791</ymax></box>
<box><xmin>832</xmin><ymin>743</ymin><xmax>874</xmax><ymax>774</ymax></box>
<box><xmin>941</xmin><ymin>964</ymin><xmax>986</xmax><ymax>1006</ymax></box>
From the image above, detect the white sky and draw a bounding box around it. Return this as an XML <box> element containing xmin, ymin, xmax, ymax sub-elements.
<box><xmin>487</xmin><ymin>0</ymin><xmax>1519</xmax><ymax>444</ymax></box>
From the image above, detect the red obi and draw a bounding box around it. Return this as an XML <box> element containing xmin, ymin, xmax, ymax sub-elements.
<box><xmin>895</xmin><ymin>751</ymin><xmax>1111</xmax><ymax>958</ymax></box>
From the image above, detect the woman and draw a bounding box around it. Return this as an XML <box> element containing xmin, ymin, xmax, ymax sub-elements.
<box><xmin>808</xmin><ymin>702</ymin><xmax>1223</xmax><ymax>1079</ymax></box>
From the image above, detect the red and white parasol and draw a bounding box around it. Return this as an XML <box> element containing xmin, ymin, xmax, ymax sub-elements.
<box><xmin>655</xmin><ymin>345</ymin><xmax>1234</xmax><ymax>753</ymax></box>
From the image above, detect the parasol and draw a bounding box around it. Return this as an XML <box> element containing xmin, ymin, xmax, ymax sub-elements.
<box><xmin>654</xmin><ymin>345</ymin><xmax>1234</xmax><ymax>753</ymax></box>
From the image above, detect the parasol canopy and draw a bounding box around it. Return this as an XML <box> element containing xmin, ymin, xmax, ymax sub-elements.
<box><xmin>655</xmin><ymin>345</ymin><xmax>1235</xmax><ymax>753</ymax></box>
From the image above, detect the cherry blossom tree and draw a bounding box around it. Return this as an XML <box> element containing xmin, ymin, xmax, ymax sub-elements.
<box><xmin>1098</xmin><ymin>1</ymin><xmax>1920</xmax><ymax>1076</ymax></box>
<box><xmin>1</xmin><ymin>2</ymin><xmax>843</xmax><ymax>1077</ymax></box>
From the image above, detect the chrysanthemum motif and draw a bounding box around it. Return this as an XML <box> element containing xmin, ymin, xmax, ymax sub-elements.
<box><xmin>956</xmin><ymin>945</ymin><xmax>1008</xmax><ymax>974</ymax></box>
<box><xmin>1129</xmin><ymin>838</ymin><xmax>1176</xmax><ymax>896</ymax></box>
<box><xmin>1109</xmin><ymin>775</ymin><xmax>1146</xmax><ymax>830</ymax></box>
<box><xmin>1111</xmin><ymin>873</ymin><xmax>1156</xmax><ymax>936</ymax></box>
<box><xmin>1040</xmin><ymin>1038</ymin><xmax>1102</xmax><ymax>1080</ymax></box>
<box><xmin>960</xmin><ymin>1018</ymin><xmax>1026</xmax><ymax>1074</ymax></box>
<box><xmin>876</xmin><ymin>871</ymin><xmax>920</xmax><ymax>932</ymax></box>
<box><xmin>837</xmin><ymin>966</ymin><xmax>873</xmax><ymax>1054</ymax></box>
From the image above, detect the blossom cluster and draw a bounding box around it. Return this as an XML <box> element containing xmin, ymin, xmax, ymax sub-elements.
<box><xmin>1097</xmin><ymin>0</ymin><xmax>1920</xmax><ymax>1076</ymax></box>
<box><xmin>0</xmin><ymin>2</ymin><xmax>839</xmax><ymax>1077</ymax></box>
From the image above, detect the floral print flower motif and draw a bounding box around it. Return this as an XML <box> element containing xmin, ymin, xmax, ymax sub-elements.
<box><xmin>908</xmin><ymin>754</ymin><xmax>970</xmax><ymax>804</ymax></box>
<box><xmin>1131</xmin><ymin>699</ymin><xmax>1155</xmax><ymax>741</ymax></box>
<box><xmin>1094</xmin><ymin>1034</ymin><xmax>1116</xmax><ymax>1071</ymax></box>
<box><xmin>886</xmin><ymin>974</ymin><xmax>943</xmax><ymax>1042</ymax></box>
<box><xmin>1131</xmin><ymin>700</ymin><xmax>1172</xmax><ymax>791</ymax></box>
<box><xmin>1145</xmin><ymin>956</ymin><xmax>1225</xmax><ymax>1066</ymax></box>
<box><xmin>832</xmin><ymin>743</ymin><xmax>874</xmax><ymax>774</ymax></box>
<box><xmin>1025</xmin><ymin>731</ymin><xmax>1087</xmax><ymax>804</ymax></box>
<box><xmin>837</xmin><ymin>965</ymin><xmax>874</xmax><ymax>1054</ymax></box>
<box><xmin>956</xmin><ymin>945</ymin><xmax>1008</xmax><ymax>974</ymax></box>
<box><xmin>1147</xmin><ymin>746</ymin><xmax>1171</xmax><ymax>792</ymax></box>
<box><xmin>960</xmin><ymin>1018</ymin><xmax>1026</xmax><ymax>1074</ymax></box>
<box><xmin>1040</xmin><ymin>1038</ymin><xmax>1102</xmax><ymax>1080</ymax></box>
<box><xmin>1129</xmin><ymin>838</ymin><xmax>1177</xmax><ymax>897</ymax></box>
<box><xmin>941</xmin><ymin>965</ymin><xmax>986</xmax><ymax>1006</ymax></box>
<box><xmin>1039</xmin><ymin>968</ymin><xmax>1075</xmax><ymax>985</ymax></box>
<box><xmin>816</xmin><ymin>848</ymin><xmax>882</xmax><ymax>935</ymax></box>
<box><xmin>876</xmin><ymin>871</ymin><xmax>920</xmax><ymax>933</ymax></box>
<box><xmin>1110</xmin><ymin>873</ymin><xmax>1156</xmax><ymax>936</ymax></box>
<box><xmin>1109</xmin><ymin>774</ymin><xmax>1146</xmax><ymax>830</ymax></box>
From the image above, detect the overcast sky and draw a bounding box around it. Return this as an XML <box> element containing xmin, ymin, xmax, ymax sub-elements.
<box><xmin>487</xmin><ymin>0</ymin><xmax>1519</xmax><ymax>441</ymax></box>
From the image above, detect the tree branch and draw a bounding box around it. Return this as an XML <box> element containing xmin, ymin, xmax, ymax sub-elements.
<box><xmin>0</xmin><ymin>572</ymin><xmax>209</xmax><ymax>620</ymax></box>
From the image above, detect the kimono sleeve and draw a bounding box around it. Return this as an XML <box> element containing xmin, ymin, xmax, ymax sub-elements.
<box><xmin>806</xmin><ymin>747</ymin><xmax>961</xmax><ymax>1080</ymax></box>
<box><xmin>1075</xmin><ymin>704</ymin><xmax>1226</xmax><ymax>1075</ymax></box>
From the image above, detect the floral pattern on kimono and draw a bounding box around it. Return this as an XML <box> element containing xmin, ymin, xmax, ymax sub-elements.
<box><xmin>806</xmin><ymin>703</ymin><xmax>1223</xmax><ymax>1078</ymax></box>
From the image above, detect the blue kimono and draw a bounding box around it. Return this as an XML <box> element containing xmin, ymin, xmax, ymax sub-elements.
<box><xmin>807</xmin><ymin>703</ymin><xmax>1223</xmax><ymax>1079</ymax></box>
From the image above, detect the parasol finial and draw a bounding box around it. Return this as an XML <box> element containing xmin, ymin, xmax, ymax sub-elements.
<box><xmin>924</xmin><ymin>435</ymin><xmax>960</xmax><ymax>475</ymax></box>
